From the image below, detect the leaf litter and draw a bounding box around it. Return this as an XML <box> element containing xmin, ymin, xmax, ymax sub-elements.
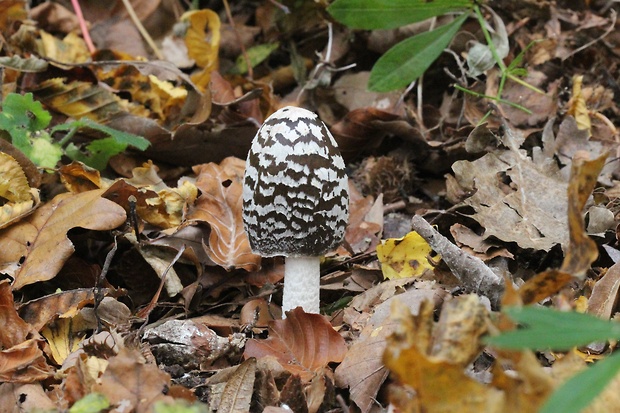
<box><xmin>1</xmin><ymin>1</ymin><xmax>620</xmax><ymax>412</ymax></box>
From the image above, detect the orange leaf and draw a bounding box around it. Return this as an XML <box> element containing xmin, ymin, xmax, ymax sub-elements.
<box><xmin>189</xmin><ymin>157</ymin><xmax>260</xmax><ymax>272</ymax></box>
<box><xmin>244</xmin><ymin>308</ymin><xmax>346</xmax><ymax>382</ymax></box>
<box><xmin>0</xmin><ymin>189</ymin><xmax>126</xmax><ymax>290</ymax></box>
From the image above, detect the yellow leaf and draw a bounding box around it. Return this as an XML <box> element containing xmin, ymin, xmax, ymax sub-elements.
<box><xmin>376</xmin><ymin>231</ymin><xmax>439</xmax><ymax>279</ymax></box>
<box><xmin>38</xmin><ymin>31</ymin><xmax>90</xmax><ymax>65</ymax></box>
<box><xmin>182</xmin><ymin>9</ymin><xmax>220</xmax><ymax>90</ymax></box>
<box><xmin>0</xmin><ymin>152</ymin><xmax>40</xmax><ymax>229</ymax></box>
<box><xmin>41</xmin><ymin>316</ymin><xmax>89</xmax><ymax>365</ymax></box>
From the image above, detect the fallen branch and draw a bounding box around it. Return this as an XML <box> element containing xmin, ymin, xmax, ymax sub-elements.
<box><xmin>411</xmin><ymin>215</ymin><xmax>505</xmax><ymax>309</ymax></box>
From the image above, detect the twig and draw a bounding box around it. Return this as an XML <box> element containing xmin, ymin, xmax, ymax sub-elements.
<box><xmin>70</xmin><ymin>0</ymin><xmax>96</xmax><ymax>54</ymax></box>
<box><xmin>411</xmin><ymin>215</ymin><xmax>504</xmax><ymax>309</ymax></box>
<box><xmin>120</xmin><ymin>0</ymin><xmax>163</xmax><ymax>59</ymax></box>
<box><xmin>94</xmin><ymin>236</ymin><xmax>118</xmax><ymax>333</ymax></box>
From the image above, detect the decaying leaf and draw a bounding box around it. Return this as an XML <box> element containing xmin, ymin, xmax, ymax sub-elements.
<box><xmin>377</xmin><ymin>230</ymin><xmax>439</xmax><ymax>279</ymax></box>
<box><xmin>0</xmin><ymin>189</ymin><xmax>126</xmax><ymax>290</ymax></box>
<box><xmin>244</xmin><ymin>308</ymin><xmax>346</xmax><ymax>382</ymax></box>
<box><xmin>189</xmin><ymin>157</ymin><xmax>261</xmax><ymax>272</ymax></box>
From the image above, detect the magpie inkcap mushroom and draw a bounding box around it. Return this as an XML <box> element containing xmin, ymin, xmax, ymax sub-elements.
<box><xmin>242</xmin><ymin>106</ymin><xmax>349</xmax><ymax>316</ymax></box>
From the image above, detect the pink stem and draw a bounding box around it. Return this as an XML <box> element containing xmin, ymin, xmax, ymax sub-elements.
<box><xmin>70</xmin><ymin>0</ymin><xmax>96</xmax><ymax>54</ymax></box>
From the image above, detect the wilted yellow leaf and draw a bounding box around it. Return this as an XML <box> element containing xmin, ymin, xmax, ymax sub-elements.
<box><xmin>377</xmin><ymin>231</ymin><xmax>439</xmax><ymax>279</ymax></box>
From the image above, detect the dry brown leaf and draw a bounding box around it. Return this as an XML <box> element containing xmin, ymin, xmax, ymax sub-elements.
<box><xmin>330</xmin><ymin>108</ymin><xmax>399</xmax><ymax>162</ymax></box>
<box><xmin>189</xmin><ymin>157</ymin><xmax>261</xmax><ymax>272</ymax></box>
<box><xmin>452</xmin><ymin>139</ymin><xmax>568</xmax><ymax>251</ymax></box>
<box><xmin>280</xmin><ymin>374</ymin><xmax>308</xmax><ymax>413</ymax></box>
<box><xmin>343</xmin><ymin>184</ymin><xmax>382</xmax><ymax>255</ymax></box>
<box><xmin>519</xmin><ymin>152</ymin><xmax>606</xmax><ymax>303</ymax></box>
<box><xmin>0</xmin><ymin>281</ymin><xmax>33</xmax><ymax>348</ymax></box>
<box><xmin>96</xmin><ymin>347</ymin><xmax>174</xmax><ymax>412</ymax></box>
<box><xmin>0</xmin><ymin>282</ymin><xmax>52</xmax><ymax>382</ymax></box>
<box><xmin>19</xmin><ymin>288</ymin><xmax>95</xmax><ymax>332</ymax></box>
<box><xmin>59</xmin><ymin>161</ymin><xmax>108</xmax><ymax>193</ymax></box>
<box><xmin>559</xmin><ymin>152</ymin><xmax>606</xmax><ymax>277</ymax></box>
<box><xmin>244</xmin><ymin>308</ymin><xmax>346</xmax><ymax>382</ymax></box>
<box><xmin>0</xmin><ymin>383</ymin><xmax>56</xmax><ymax>411</ymax></box>
<box><xmin>218</xmin><ymin>357</ymin><xmax>257</xmax><ymax>413</ymax></box>
<box><xmin>334</xmin><ymin>317</ymin><xmax>395</xmax><ymax>412</ymax></box>
<box><xmin>588</xmin><ymin>261</ymin><xmax>620</xmax><ymax>319</ymax></box>
<box><xmin>0</xmin><ymin>189</ymin><xmax>126</xmax><ymax>290</ymax></box>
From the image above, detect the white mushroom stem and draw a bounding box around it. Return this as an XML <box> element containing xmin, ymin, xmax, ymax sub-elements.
<box><xmin>282</xmin><ymin>256</ymin><xmax>320</xmax><ymax>317</ymax></box>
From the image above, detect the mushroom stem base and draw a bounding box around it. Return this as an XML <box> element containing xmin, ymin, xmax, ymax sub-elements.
<box><xmin>282</xmin><ymin>255</ymin><xmax>320</xmax><ymax>317</ymax></box>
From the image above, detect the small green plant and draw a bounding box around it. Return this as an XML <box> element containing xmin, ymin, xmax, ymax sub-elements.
<box><xmin>0</xmin><ymin>92</ymin><xmax>150</xmax><ymax>170</ymax></box>
<box><xmin>486</xmin><ymin>306</ymin><xmax>620</xmax><ymax>413</ymax></box>
<box><xmin>327</xmin><ymin>0</ymin><xmax>544</xmax><ymax>114</ymax></box>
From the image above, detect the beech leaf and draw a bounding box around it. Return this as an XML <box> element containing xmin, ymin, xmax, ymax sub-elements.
<box><xmin>189</xmin><ymin>157</ymin><xmax>261</xmax><ymax>271</ymax></box>
<box><xmin>244</xmin><ymin>308</ymin><xmax>347</xmax><ymax>382</ymax></box>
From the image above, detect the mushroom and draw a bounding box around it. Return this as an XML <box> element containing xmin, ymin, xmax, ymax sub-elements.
<box><xmin>242</xmin><ymin>106</ymin><xmax>349</xmax><ymax>316</ymax></box>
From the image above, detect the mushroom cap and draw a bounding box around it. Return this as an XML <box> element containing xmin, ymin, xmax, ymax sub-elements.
<box><xmin>242</xmin><ymin>106</ymin><xmax>349</xmax><ymax>257</ymax></box>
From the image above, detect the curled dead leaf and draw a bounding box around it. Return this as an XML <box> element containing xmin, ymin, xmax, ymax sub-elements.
<box><xmin>244</xmin><ymin>308</ymin><xmax>346</xmax><ymax>382</ymax></box>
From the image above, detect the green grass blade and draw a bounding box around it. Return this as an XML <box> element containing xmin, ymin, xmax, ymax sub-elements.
<box><xmin>485</xmin><ymin>306</ymin><xmax>620</xmax><ymax>350</ymax></box>
<box><xmin>368</xmin><ymin>13</ymin><xmax>468</xmax><ymax>92</ymax></box>
<box><xmin>540</xmin><ymin>351</ymin><xmax>620</xmax><ymax>413</ymax></box>
<box><xmin>328</xmin><ymin>0</ymin><xmax>473</xmax><ymax>30</ymax></box>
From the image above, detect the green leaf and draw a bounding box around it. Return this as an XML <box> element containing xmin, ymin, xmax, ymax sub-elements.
<box><xmin>69</xmin><ymin>393</ymin><xmax>110</xmax><ymax>413</ymax></box>
<box><xmin>53</xmin><ymin>118</ymin><xmax>150</xmax><ymax>151</ymax></box>
<box><xmin>368</xmin><ymin>13</ymin><xmax>469</xmax><ymax>92</ymax></box>
<box><xmin>232</xmin><ymin>42</ymin><xmax>279</xmax><ymax>74</ymax></box>
<box><xmin>540</xmin><ymin>351</ymin><xmax>620</xmax><ymax>413</ymax></box>
<box><xmin>66</xmin><ymin>138</ymin><xmax>128</xmax><ymax>171</ymax></box>
<box><xmin>0</xmin><ymin>92</ymin><xmax>51</xmax><ymax>132</ymax></box>
<box><xmin>328</xmin><ymin>0</ymin><xmax>473</xmax><ymax>30</ymax></box>
<box><xmin>485</xmin><ymin>306</ymin><xmax>620</xmax><ymax>350</ymax></box>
